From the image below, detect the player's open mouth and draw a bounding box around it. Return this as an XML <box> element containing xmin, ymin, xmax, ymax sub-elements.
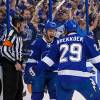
<box><xmin>50</xmin><ymin>36</ymin><xmax>54</xmax><ymax>39</ymax></box>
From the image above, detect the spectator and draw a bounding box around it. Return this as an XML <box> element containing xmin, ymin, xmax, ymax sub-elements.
<box><xmin>10</xmin><ymin>0</ymin><xmax>17</xmax><ymax>16</ymax></box>
<box><xmin>54</xmin><ymin>7</ymin><xmax>69</xmax><ymax>38</ymax></box>
<box><xmin>0</xmin><ymin>0</ymin><xmax>5</xmax><ymax>6</ymax></box>
<box><xmin>0</xmin><ymin>7</ymin><xmax>6</xmax><ymax>65</ymax></box>
<box><xmin>32</xmin><ymin>15</ymin><xmax>42</xmax><ymax>37</ymax></box>
<box><xmin>0</xmin><ymin>7</ymin><xmax>6</xmax><ymax>46</ymax></box>
<box><xmin>21</xmin><ymin>8</ymin><xmax>37</xmax><ymax>60</ymax></box>
<box><xmin>76</xmin><ymin>12</ymin><xmax>87</xmax><ymax>36</ymax></box>
<box><xmin>89</xmin><ymin>13</ymin><xmax>99</xmax><ymax>36</ymax></box>
<box><xmin>93</xmin><ymin>14</ymin><xmax>100</xmax><ymax>51</ymax></box>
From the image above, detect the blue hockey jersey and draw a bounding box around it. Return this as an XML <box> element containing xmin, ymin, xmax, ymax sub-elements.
<box><xmin>27</xmin><ymin>36</ymin><xmax>58</xmax><ymax>68</ymax></box>
<box><xmin>35</xmin><ymin>32</ymin><xmax>100</xmax><ymax>87</ymax></box>
<box><xmin>24</xmin><ymin>36</ymin><xmax>58</xmax><ymax>84</ymax></box>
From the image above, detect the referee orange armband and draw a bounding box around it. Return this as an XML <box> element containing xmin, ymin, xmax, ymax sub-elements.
<box><xmin>3</xmin><ymin>40</ymin><xmax>13</xmax><ymax>47</ymax></box>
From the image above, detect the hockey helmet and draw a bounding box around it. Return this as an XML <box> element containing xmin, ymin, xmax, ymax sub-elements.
<box><xmin>64</xmin><ymin>20</ymin><xmax>77</xmax><ymax>33</ymax></box>
<box><xmin>45</xmin><ymin>21</ymin><xmax>56</xmax><ymax>30</ymax></box>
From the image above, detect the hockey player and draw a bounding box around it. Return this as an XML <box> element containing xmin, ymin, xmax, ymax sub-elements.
<box><xmin>24</xmin><ymin>21</ymin><xmax>58</xmax><ymax>100</ymax></box>
<box><xmin>29</xmin><ymin>20</ymin><xmax>100</xmax><ymax>100</ymax></box>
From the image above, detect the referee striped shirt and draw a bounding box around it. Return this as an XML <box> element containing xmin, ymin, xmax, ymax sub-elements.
<box><xmin>1</xmin><ymin>28</ymin><xmax>23</xmax><ymax>63</ymax></box>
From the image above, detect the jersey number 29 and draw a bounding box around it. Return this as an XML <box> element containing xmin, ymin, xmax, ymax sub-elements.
<box><xmin>60</xmin><ymin>43</ymin><xmax>82</xmax><ymax>63</ymax></box>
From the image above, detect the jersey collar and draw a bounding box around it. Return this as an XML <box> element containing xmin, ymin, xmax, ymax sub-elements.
<box><xmin>42</xmin><ymin>36</ymin><xmax>54</xmax><ymax>44</ymax></box>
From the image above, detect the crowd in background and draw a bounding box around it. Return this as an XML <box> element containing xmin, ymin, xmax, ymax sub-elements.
<box><xmin>0</xmin><ymin>0</ymin><xmax>99</xmax><ymax>49</ymax></box>
<box><xmin>0</xmin><ymin>0</ymin><xmax>100</xmax><ymax>37</ymax></box>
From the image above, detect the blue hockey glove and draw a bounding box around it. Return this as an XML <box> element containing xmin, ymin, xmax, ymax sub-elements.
<box><xmin>24</xmin><ymin>63</ymin><xmax>36</xmax><ymax>84</ymax></box>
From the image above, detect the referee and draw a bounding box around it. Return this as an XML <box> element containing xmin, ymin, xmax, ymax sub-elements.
<box><xmin>1</xmin><ymin>15</ymin><xmax>25</xmax><ymax>100</ymax></box>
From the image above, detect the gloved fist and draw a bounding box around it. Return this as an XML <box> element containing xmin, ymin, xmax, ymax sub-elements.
<box><xmin>24</xmin><ymin>63</ymin><xmax>35</xmax><ymax>84</ymax></box>
<box><xmin>29</xmin><ymin>67</ymin><xmax>35</xmax><ymax>77</ymax></box>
